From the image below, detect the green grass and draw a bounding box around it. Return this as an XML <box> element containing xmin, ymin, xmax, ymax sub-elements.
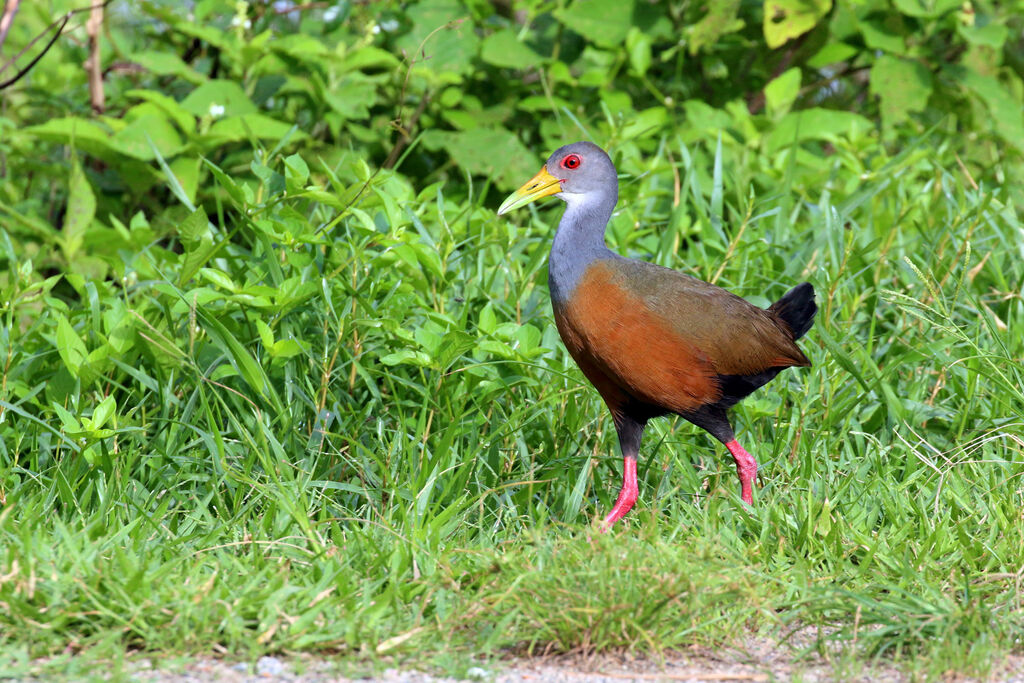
<box><xmin>1</xmin><ymin>133</ymin><xmax>1022</xmax><ymax>682</ymax></box>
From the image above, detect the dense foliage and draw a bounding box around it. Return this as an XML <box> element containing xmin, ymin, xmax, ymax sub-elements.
<box><xmin>1</xmin><ymin>0</ymin><xmax>1022</xmax><ymax>679</ymax></box>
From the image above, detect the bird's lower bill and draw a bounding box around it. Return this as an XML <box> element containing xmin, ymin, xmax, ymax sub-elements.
<box><xmin>497</xmin><ymin>166</ymin><xmax>562</xmax><ymax>215</ymax></box>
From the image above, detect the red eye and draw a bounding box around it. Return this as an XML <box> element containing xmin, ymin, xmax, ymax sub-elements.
<box><xmin>561</xmin><ymin>154</ymin><xmax>582</xmax><ymax>170</ymax></box>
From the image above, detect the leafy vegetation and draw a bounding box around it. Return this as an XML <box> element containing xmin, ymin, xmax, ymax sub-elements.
<box><xmin>1</xmin><ymin>0</ymin><xmax>1022</xmax><ymax>680</ymax></box>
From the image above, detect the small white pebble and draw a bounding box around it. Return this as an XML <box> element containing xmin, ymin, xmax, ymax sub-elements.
<box><xmin>256</xmin><ymin>655</ymin><xmax>285</xmax><ymax>677</ymax></box>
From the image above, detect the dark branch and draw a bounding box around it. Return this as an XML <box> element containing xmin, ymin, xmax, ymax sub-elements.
<box><xmin>0</xmin><ymin>0</ymin><xmax>115</xmax><ymax>92</ymax></box>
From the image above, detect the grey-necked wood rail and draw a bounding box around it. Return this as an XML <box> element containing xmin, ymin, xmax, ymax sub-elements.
<box><xmin>497</xmin><ymin>142</ymin><xmax>816</xmax><ymax>528</ymax></box>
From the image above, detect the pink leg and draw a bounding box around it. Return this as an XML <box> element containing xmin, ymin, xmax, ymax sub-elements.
<box><xmin>601</xmin><ymin>455</ymin><xmax>638</xmax><ymax>529</ymax></box>
<box><xmin>725</xmin><ymin>439</ymin><xmax>757</xmax><ymax>504</ymax></box>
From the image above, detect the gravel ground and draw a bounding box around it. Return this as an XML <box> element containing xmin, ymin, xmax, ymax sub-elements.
<box><xmin>108</xmin><ymin>644</ymin><xmax>1024</xmax><ymax>683</ymax></box>
<box><xmin>13</xmin><ymin>634</ymin><xmax>1024</xmax><ymax>682</ymax></box>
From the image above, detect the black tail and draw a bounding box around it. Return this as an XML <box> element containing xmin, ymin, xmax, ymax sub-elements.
<box><xmin>769</xmin><ymin>282</ymin><xmax>817</xmax><ymax>340</ymax></box>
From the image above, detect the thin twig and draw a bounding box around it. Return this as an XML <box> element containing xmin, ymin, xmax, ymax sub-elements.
<box><xmin>0</xmin><ymin>0</ymin><xmax>21</xmax><ymax>53</ymax></box>
<box><xmin>85</xmin><ymin>0</ymin><xmax>104</xmax><ymax>113</ymax></box>
<box><xmin>954</xmin><ymin>152</ymin><xmax>979</xmax><ymax>191</ymax></box>
<box><xmin>383</xmin><ymin>91</ymin><xmax>429</xmax><ymax>169</ymax></box>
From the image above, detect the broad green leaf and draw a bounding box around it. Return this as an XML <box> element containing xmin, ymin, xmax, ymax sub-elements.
<box><xmin>555</xmin><ymin>0</ymin><xmax>636</xmax><ymax>47</ymax></box>
<box><xmin>857</xmin><ymin>17</ymin><xmax>907</xmax><ymax>54</ymax></box>
<box><xmin>271</xmin><ymin>33</ymin><xmax>332</xmax><ymax>60</ymax></box>
<box><xmin>179</xmin><ymin>206</ymin><xmax>209</xmax><ymax>245</ymax></box>
<box><xmin>765</xmin><ymin>108</ymin><xmax>873</xmax><ymax>152</ymax></box>
<box><xmin>205</xmin><ymin>114</ymin><xmax>308</xmax><ymax>145</ymax></box>
<box><xmin>269</xmin><ymin>339</ymin><xmax>305</xmax><ymax>360</ymax></box>
<box><xmin>396</xmin><ymin>0</ymin><xmax>478</xmax><ymax>75</ymax></box>
<box><xmin>410</xmin><ymin>242</ymin><xmax>443</xmax><ymax>281</ymax></box>
<box><xmin>51</xmin><ymin>402</ymin><xmax>81</xmax><ymax>433</ymax></box>
<box><xmin>478</xmin><ymin>304</ymin><xmax>497</xmax><ymax>335</ymax></box>
<box><xmin>428</xmin><ymin>128</ymin><xmax>536</xmax><ymax>191</ymax></box>
<box><xmin>477</xmin><ymin>340</ymin><xmax>514</xmax><ymax>359</ymax></box>
<box><xmin>435</xmin><ymin>331</ymin><xmax>474</xmax><ymax>371</ymax></box>
<box><xmin>870</xmin><ymin>56</ymin><xmax>933</xmax><ymax>127</ymax></box>
<box><xmin>683</xmin><ymin>100</ymin><xmax>735</xmax><ymax>136</ymax></box>
<box><xmin>807</xmin><ymin>41</ymin><xmax>857</xmax><ymax>68</ymax></box>
<box><xmin>601</xmin><ymin>91</ymin><xmax>632</xmax><ymax>117</ymax></box>
<box><xmin>91</xmin><ymin>395</ymin><xmax>116</xmax><ymax>431</ymax></box>
<box><xmin>240</xmin><ymin>30</ymin><xmax>275</xmax><ymax>66</ymax></box>
<box><xmin>414</xmin><ymin>327</ymin><xmax>444</xmax><ymax>357</ymax></box>
<box><xmin>815</xmin><ymin>498</ymin><xmax>833</xmax><ymax>537</ymax></box>
<box><xmin>200</xmin><ymin>267</ymin><xmax>237</xmax><ymax>292</ymax></box>
<box><xmin>54</xmin><ymin>312</ymin><xmax>88</xmax><ymax>377</ymax></box>
<box><xmin>102</xmin><ymin>304</ymin><xmax>135</xmax><ymax>355</ymax></box>
<box><xmin>125</xmin><ymin>89</ymin><xmax>196</xmax><ymax>135</ymax></box>
<box><xmin>620</xmin><ymin>106</ymin><xmax>668</xmax><ymax>141</ymax></box>
<box><xmin>251</xmin><ymin>159</ymin><xmax>285</xmax><ymax>196</ymax></box>
<box><xmin>63</xmin><ymin>160</ymin><xmax>95</xmax><ymax>261</ymax></box>
<box><xmin>958</xmin><ymin>22</ymin><xmax>1008</xmax><ymax>49</ymax></box>
<box><xmin>480</xmin><ymin>29</ymin><xmax>543</xmax><ymax>69</ymax></box>
<box><xmin>256</xmin><ymin>319</ymin><xmax>274</xmax><ymax>349</ymax></box>
<box><xmin>892</xmin><ymin>0</ymin><xmax>960</xmax><ymax>17</ymax></box>
<box><xmin>324</xmin><ymin>77</ymin><xmax>378</xmax><ymax>119</ymax></box>
<box><xmin>342</xmin><ymin>45</ymin><xmax>401</xmax><ymax>71</ymax></box>
<box><xmin>514</xmin><ymin>324</ymin><xmax>542</xmax><ymax>355</ymax></box>
<box><xmin>625</xmin><ymin>27</ymin><xmax>652</xmax><ymax>76</ymax></box>
<box><xmin>763</xmin><ymin>0</ymin><xmax>832</xmax><ymax>48</ymax></box>
<box><xmin>109</xmin><ymin>114</ymin><xmax>185</xmax><ymax>161</ymax></box>
<box><xmin>24</xmin><ymin>117</ymin><xmax>114</xmax><ymax>158</ymax></box>
<box><xmin>380</xmin><ymin>349</ymin><xmax>432</xmax><ymax>367</ymax></box>
<box><xmin>130</xmin><ymin>50</ymin><xmax>206</xmax><ymax>84</ymax></box>
<box><xmin>765</xmin><ymin>67</ymin><xmax>802</xmax><ymax>117</ymax></box>
<box><xmin>180</xmin><ymin>80</ymin><xmax>257</xmax><ymax>117</ymax></box>
<box><xmin>169</xmin><ymin>156</ymin><xmax>201</xmax><ymax>204</ymax></box>
<box><xmin>284</xmin><ymin>154</ymin><xmax>310</xmax><ymax>186</ymax></box>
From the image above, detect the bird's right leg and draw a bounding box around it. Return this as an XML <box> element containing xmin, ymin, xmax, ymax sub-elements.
<box><xmin>601</xmin><ymin>415</ymin><xmax>646</xmax><ymax>529</ymax></box>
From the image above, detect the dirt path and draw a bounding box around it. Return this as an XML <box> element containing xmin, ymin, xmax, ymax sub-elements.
<box><xmin>118</xmin><ymin>646</ymin><xmax>1024</xmax><ymax>683</ymax></box>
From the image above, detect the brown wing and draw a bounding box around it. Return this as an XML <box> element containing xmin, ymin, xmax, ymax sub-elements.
<box><xmin>614</xmin><ymin>258</ymin><xmax>811</xmax><ymax>374</ymax></box>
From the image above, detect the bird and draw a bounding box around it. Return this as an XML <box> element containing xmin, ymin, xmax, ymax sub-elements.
<box><xmin>497</xmin><ymin>141</ymin><xmax>816</xmax><ymax>528</ymax></box>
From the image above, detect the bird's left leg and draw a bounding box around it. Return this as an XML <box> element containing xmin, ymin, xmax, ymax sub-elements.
<box><xmin>684</xmin><ymin>405</ymin><xmax>757</xmax><ymax>505</ymax></box>
<box><xmin>724</xmin><ymin>439</ymin><xmax>757</xmax><ymax>505</ymax></box>
<box><xmin>601</xmin><ymin>415</ymin><xmax>646</xmax><ymax>529</ymax></box>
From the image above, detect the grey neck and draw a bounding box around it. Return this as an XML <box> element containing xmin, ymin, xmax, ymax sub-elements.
<box><xmin>548</xmin><ymin>190</ymin><xmax>618</xmax><ymax>305</ymax></box>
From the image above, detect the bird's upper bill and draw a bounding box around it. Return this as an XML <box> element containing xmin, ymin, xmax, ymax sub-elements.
<box><xmin>496</xmin><ymin>165</ymin><xmax>562</xmax><ymax>215</ymax></box>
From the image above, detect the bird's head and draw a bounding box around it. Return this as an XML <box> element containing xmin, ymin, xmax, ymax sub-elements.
<box><xmin>497</xmin><ymin>141</ymin><xmax>617</xmax><ymax>215</ymax></box>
